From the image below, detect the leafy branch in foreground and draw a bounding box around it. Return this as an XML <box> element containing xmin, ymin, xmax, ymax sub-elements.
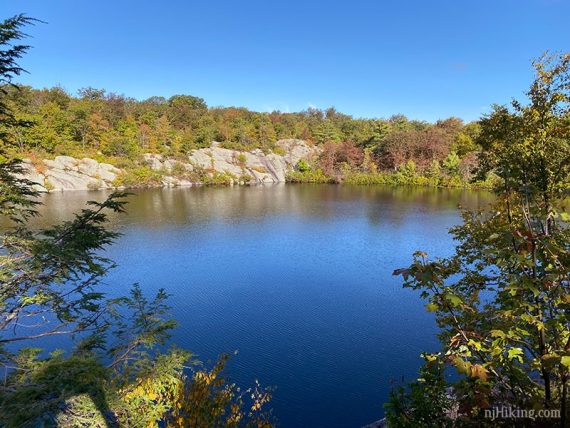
<box><xmin>0</xmin><ymin>14</ymin><xmax>41</xmax><ymax>221</ymax></box>
<box><xmin>388</xmin><ymin>53</ymin><xmax>570</xmax><ymax>427</ymax></box>
<box><xmin>0</xmin><ymin>192</ymin><xmax>129</xmax><ymax>347</ymax></box>
<box><xmin>0</xmin><ymin>13</ymin><xmax>275</xmax><ymax>427</ymax></box>
<box><xmin>0</xmin><ymin>14</ymin><xmax>39</xmax><ymax>141</ymax></box>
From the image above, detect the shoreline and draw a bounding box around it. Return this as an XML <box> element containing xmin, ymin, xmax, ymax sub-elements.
<box><xmin>15</xmin><ymin>138</ymin><xmax>493</xmax><ymax>194</ymax></box>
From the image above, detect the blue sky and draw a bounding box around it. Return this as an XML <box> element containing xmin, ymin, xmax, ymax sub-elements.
<box><xmin>3</xmin><ymin>0</ymin><xmax>569</xmax><ymax>122</ymax></box>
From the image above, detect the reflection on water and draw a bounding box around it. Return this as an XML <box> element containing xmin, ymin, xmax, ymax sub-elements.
<box><xmin>32</xmin><ymin>184</ymin><xmax>492</xmax><ymax>228</ymax></box>
<box><xmin>23</xmin><ymin>184</ymin><xmax>493</xmax><ymax>428</ymax></box>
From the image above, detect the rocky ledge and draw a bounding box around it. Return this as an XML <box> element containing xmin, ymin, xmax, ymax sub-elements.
<box><xmin>19</xmin><ymin>157</ymin><xmax>122</xmax><ymax>192</ymax></box>
<box><xmin>18</xmin><ymin>139</ymin><xmax>319</xmax><ymax>192</ymax></box>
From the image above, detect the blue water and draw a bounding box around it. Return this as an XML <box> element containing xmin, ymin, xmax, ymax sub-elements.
<box><xmin>33</xmin><ymin>184</ymin><xmax>492</xmax><ymax>427</ymax></box>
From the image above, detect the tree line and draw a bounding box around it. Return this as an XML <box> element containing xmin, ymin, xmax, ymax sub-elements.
<box><xmin>0</xmin><ymin>83</ymin><xmax>483</xmax><ymax>186</ymax></box>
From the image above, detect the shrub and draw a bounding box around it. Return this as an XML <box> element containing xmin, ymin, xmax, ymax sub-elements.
<box><xmin>296</xmin><ymin>159</ymin><xmax>311</xmax><ymax>173</ymax></box>
<box><xmin>286</xmin><ymin>168</ymin><xmax>332</xmax><ymax>183</ymax></box>
<box><xmin>202</xmin><ymin>171</ymin><xmax>237</xmax><ymax>186</ymax></box>
<box><xmin>385</xmin><ymin>359</ymin><xmax>452</xmax><ymax>428</ymax></box>
<box><xmin>235</xmin><ymin>153</ymin><xmax>247</xmax><ymax>165</ymax></box>
<box><xmin>113</xmin><ymin>165</ymin><xmax>163</xmax><ymax>188</ymax></box>
<box><xmin>272</xmin><ymin>146</ymin><xmax>286</xmax><ymax>156</ymax></box>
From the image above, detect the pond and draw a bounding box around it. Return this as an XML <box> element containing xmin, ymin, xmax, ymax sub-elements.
<box><xmin>31</xmin><ymin>184</ymin><xmax>493</xmax><ymax>427</ymax></box>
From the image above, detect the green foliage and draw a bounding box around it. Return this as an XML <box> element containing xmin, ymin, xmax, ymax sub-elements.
<box><xmin>3</xmin><ymin>82</ymin><xmax>484</xmax><ymax>192</ymax></box>
<box><xmin>0</xmin><ymin>191</ymin><xmax>129</xmax><ymax>348</ymax></box>
<box><xmin>313</xmin><ymin>120</ymin><xmax>342</xmax><ymax>144</ymax></box>
<box><xmin>236</xmin><ymin>152</ymin><xmax>247</xmax><ymax>165</ymax></box>
<box><xmin>169</xmin><ymin>160</ymin><xmax>197</xmax><ymax>180</ymax></box>
<box><xmin>167</xmin><ymin>94</ymin><xmax>207</xmax><ymax>128</ymax></box>
<box><xmin>385</xmin><ymin>358</ymin><xmax>453</xmax><ymax>428</ymax></box>
<box><xmin>288</xmin><ymin>160</ymin><xmax>477</xmax><ymax>188</ymax></box>
<box><xmin>3</xmin><ymin>68</ymin><xmax>480</xmax><ymax>185</ymax></box>
<box><xmin>452</xmin><ymin>122</ymin><xmax>480</xmax><ymax>156</ymax></box>
<box><xmin>395</xmin><ymin>160</ymin><xmax>417</xmax><ymax>181</ymax></box>
<box><xmin>286</xmin><ymin>166</ymin><xmax>332</xmax><ymax>183</ymax></box>
<box><xmin>108</xmin><ymin>284</ymin><xmax>177</xmax><ymax>366</ymax></box>
<box><xmin>442</xmin><ymin>151</ymin><xmax>460</xmax><ymax>176</ymax></box>
<box><xmin>102</xmin><ymin>135</ymin><xmax>138</xmax><ymax>158</ymax></box>
<box><xmin>0</xmin><ymin>14</ymin><xmax>38</xmax><ymax>147</ymax></box>
<box><xmin>0</xmin><ymin>156</ymin><xmax>40</xmax><ymax>221</ymax></box>
<box><xmin>426</xmin><ymin>159</ymin><xmax>442</xmax><ymax>185</ymax></box>
<box><xmin>0</xmin><ymin>351</ymin><xmax>110</xmax><ymax>426</ymax></box>
<box><xmin>477</xmin><ymin>53</ymin><xmax>570</xmax><ymax>199</ymax></box>
<box><xmin>0</xmin><ymin>14</ymin><xmax>275</xmax><ymax>428</ymax></box>
<box><xmin>391</xmin><ymin>53</ymin><xmax>570</xmax><ymax>425</ymax></box>
<box><xmin>113</xmin><ymin>165</ymin><xmax>163</xmax><ymax>187</ymax></box>
<box><xmin>202</xmin><ymin>170</ymin><xmax>238</xmax><ymax>186</ymax></box>
<box><xmin>296</xmin><ymin>159</ymin><xmax>310</xmax><ymax>173</ymax></box>
<box><xmin>271</xmin><ymin>145</ymin><xmax>286</xmax><ymax>156</ymax></box>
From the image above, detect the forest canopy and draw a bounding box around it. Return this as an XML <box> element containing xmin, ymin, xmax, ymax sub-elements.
<box><xmin>0</xmin><ymin>84</ymin><xmax>482</xmax><ymax>187</ymax></box>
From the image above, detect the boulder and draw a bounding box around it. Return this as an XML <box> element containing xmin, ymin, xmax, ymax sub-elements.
<box><xmin>77</xmin><ymin>158</ymin><xmax>99</xmax><ymax>176</ymax></box>
<box><xmin>97</xmin><ymin>167</ymin><xmax>118</xmax><ymax>182</ymax></box>
<box><xmin>143</xmin><ymin>153</ymin><xmax>164</xmax><ymax>170</ymax></box>
<box><xmin>99</xmin><ymin>163</ymin><xmax>121</xmax><ymax>173</ymax></box>
<box><xmin>45</xmin><ymin>169</ymin><xmax>99</xmax><ymax>191</ymax></box>
<box><xmin>53</xmin><ymin>155</ymin><xmax>79</xmax><ymax>170</ymax></box>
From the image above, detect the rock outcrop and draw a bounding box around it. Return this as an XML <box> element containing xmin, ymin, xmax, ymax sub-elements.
<box><xmin>18</xmin><ymin>157</ymin><xmax>122</xmax><ymax>192</ymax></box>
<box><xmin>143</xmin><ymin>139</ymin><xmax>319</xmax><ymax>186</ymax></box>
<box><xmin>18</xmin><ymin>139</ymin><xmax>320</xmax><ymax>192</ymax></box>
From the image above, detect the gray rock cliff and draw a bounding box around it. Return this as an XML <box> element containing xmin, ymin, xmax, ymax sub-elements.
<box><xmin>18</xmin><ymin>139</ymin><xmax>319</xmax><ymax>191</ymax></box>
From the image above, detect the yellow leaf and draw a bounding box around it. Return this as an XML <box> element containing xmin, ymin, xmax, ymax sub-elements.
<box><xmin>469</xmin><ymin>364</ymin><xmax>489</xmax><ymax>381</ymax></box>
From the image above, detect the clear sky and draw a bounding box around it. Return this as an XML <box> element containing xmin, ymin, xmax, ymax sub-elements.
<box><xmin>3</xmin><ymin>0</ymin><xmax>569</xmax><ymax>122</ymax></box>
